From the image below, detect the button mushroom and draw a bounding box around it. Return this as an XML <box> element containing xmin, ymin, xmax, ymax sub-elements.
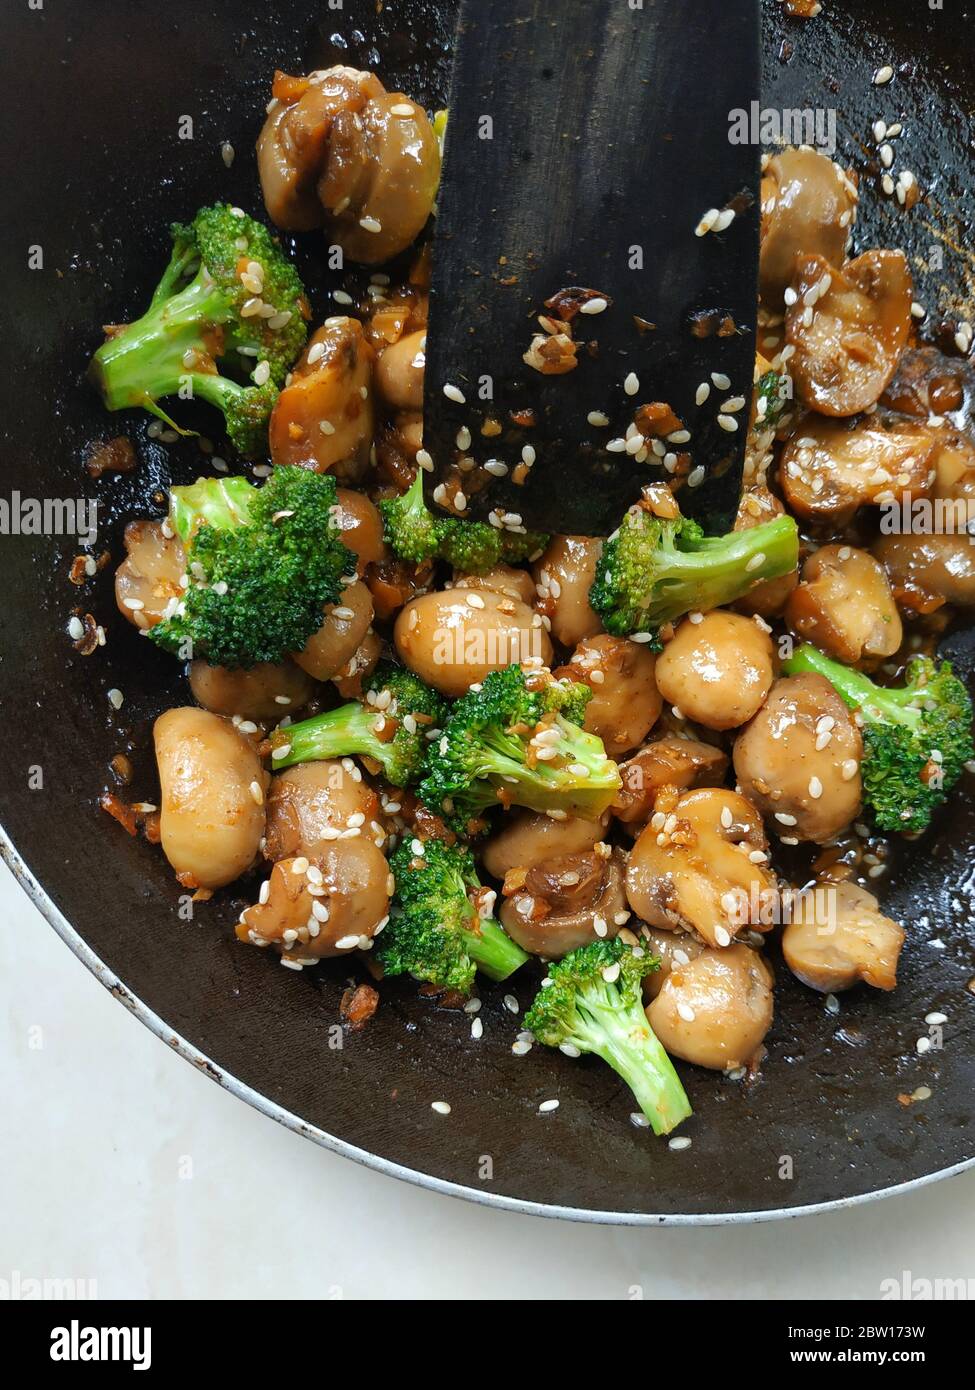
<box><xmin>654</xmin><ymin>612</ymin><xmax>775</xmax><ymax>732</ymax></box>
<box><xmin>732</xmin><ymin>488</ymin><xmax>798</xmax><ymax>618</ymax></box>
<box><xmin>625</xmin><ymin>786</ymin><xmax>777</xmax><ymax>947</ymax></box>
<box><xmin>556</xmin><ymin>633</ymin><xmax>662</xmax><ymax>758</ymax></box>
<box><xmin>374</xmin><ymin>327</ymin><xmax>426</xmax><ymax>411</ymax></box>
<box><xmin>613</xmin><ymin>736</ymin><xmax>729</xmax><ymax>830</ymax></box>
<box><xmin>638</xmin><ymin>926</ymin><xmax>707</xmax><ymax>1000</ymax></box>
<box><xmin>294</xmin><ymin>580</ymin><xmax>374</xmax><ymax>682</ymax></box>
<box><xmin>782</xmin><ymin>881</ymin><xmax>904</xmax><ymax>992</ymax></box>
<box><xmin>733</xmin><ymin>673</ymin><xmax>863</xmax><ymax>843</ymax></box>
<box><xmin>481</xmin><ymin>808</ymin><xmax>609</xmax><ymax>880</ymax></box>
<box><xmin>333</xmin><ymin>488</ymin><xmax>385</xmax><ymax>574</ymax></box>
<box><xmin>785</xmin><ymin>250</ymin><xmax>913</xmax><ymax>417</ymax></box>
<box><xmin>394</xmin><ymin>588</ymin><xmax>552</xmax><ymax>698</ymax></box>
<box><xmin>759</xmin><ymin>146</ymin><xmax>858</xmax><ymax>308</ymax></box>
<box><xmin>779</xmin><ymin>414</ymin><xmax>937</xmax><ymax>525</ymax></box>
<box><xmin>499</xmin><ymin>848</ymin><xmax>627</xmax><ymax>958</ymax></box>
<box><xmin>532</xmin><ymin>535</ymin><xmax>604</xmax><ymax>648</ymax></box>
<box><xmin>785</xmin><ymin>544</ymin><xmax>902</xmax><ymax>667</ymax></box>
<box><xmin>189</xmin><ymin>658</ymin><xmax>317</xmax><ymax>721</ymax></box>
<box><xmin>115</xmin><ymin>519</ymin><xmax>186</xmax><ymax>629</ymax></box>
<box><xmin>269</xmin><ymin>318</ymin><xmax>374</xmax><ymax>480</ymax></box>
<box><xmin>646</xmin><ymin>944</ymin><xmax>774</xmax><ymax>1071</ymax></box>
<box><xmin>264</xmin><ymin>760</ymin><xmax>382</xmax><ymax>862</ymax></box>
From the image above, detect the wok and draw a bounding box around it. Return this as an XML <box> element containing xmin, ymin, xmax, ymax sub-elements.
<box><xmin>2</xmin><ymin>0</ymin><xmax>974</xmax><ymax>1224</ymax></box>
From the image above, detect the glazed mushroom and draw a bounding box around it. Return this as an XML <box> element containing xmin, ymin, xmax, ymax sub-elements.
<box><xmin>654</xmin><ymin>612</ymin><xmax>775</xmax><ymax>732</ymax></box>
<box><xmin>264</xmin><ymin>760</ymin><xmax>382</xmax><ymax>862</ymax></box>
<box><xmin>782</xmin><ymin>881</ymin><xmax>905</xmax><ymax>992</ymax></box>
<box><xmin>451</xmin><ymin>564</ymin><xmax>538</xmax><ymax>607</ymax></box>
<box><xmin>154</xmin><ymin>708</ymin><xmax>266</xmax><ymax>890</ymax></box>
<box><xmin>115</xmin><ymin>519</ymin><xmax>186</xmax><ymax>629</ymax></box>
<box><xmin>733</xmin><ymin>673</ymin><xmax>863</xmax><ymax>843</ymax></box>
<box><xmin>394</xmin><ymin>588</ymin><xmax>553</xmax><ymax>698</ymax></box>
<box><xmin>638</xmin><ymin>926</ymin><xmax>707</xmax><ymax>1001</ymax></box>
<box><xmin>759</xmin><ymin>146</ymin><xmax>858</xmax><ymax>307</ymax></box>
<box><xmin>481</xmin><ymin>809</ymin><xmax>609</xmax><ymax>880</ymax></box>
<box><xmin>374</xmin><ymin>328</ymin><xmax>426</xmax><ymax>411</ymax></box>
<box><xmin>189</xmin><ymin>658</ymin><xmax>317</xmax><ymax>720</ymax></box>
<box><xmin>785</xmin><ymin>544</ymin><xmax>902</xmax><ymax>667</ymax></box>
<box><xmin>785</xmin><ymin>250</ymin><xmax>913</xmax><ymax>417</ymax></box>
<box><xmin>258</xmin><ymin>68</ymin><xmax>440</xmax><ymax>264</ymax></box>
<box><xmin>732</xmin><ymin>488</ymin><xmax>798</xmax><ymax>619</ymax></box>
<box><xmin>532</xmin><ymin>535</ymin><xmax>604</xmax><ymax>648</ymax></box>
<box><xmin>646</xmin><ymin>945</ymin><xmax>774</xmax><ymax>1071</ymax></box>
<box><xmin>331</xmin><ymin>629</ymin><xmax>383</xmax><ymax>699</ymax></box>
<box><xmin>499</xmin><ymin>848</ymin><xmax>628</xmax><ymax>958</ymax></box>
<box><xmin>333</xmin><ymin>488</ymin><xmax>385</xmax><ymax>574</ymax></box>
<box><xmin>237</xmin><ymin>837</ymin><xmax>391</xmax><ymax>965</ymax></box>
<box><xmin>613</xmin><ymin>736</ymin><xmax>729</xmax><ymax>830</ymax></box>
<box><xmin>556</xmin><ymin>633</ymin><xmax>662</xmax><ymax>758</ymax></box>
<box><xmin>294</xmin><ymin>580</ymin><xmax>374</xmax><ymax>682</ymax></box>
<box><xmin>625</xmin><ymin>786</ymin><xmax>777</xmax><ymax>947</ymax></box>
<box><xmin>779</xmin><ymin>414</ymin><xmax>937</xmax><ymax>525</ymax></box>
<box><xmin>269</xmin><ymin>318</ymin><xmax>374</xmax><ymax>480</ymax></box>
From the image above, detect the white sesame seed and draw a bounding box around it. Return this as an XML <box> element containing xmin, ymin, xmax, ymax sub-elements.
<box><xmin>714</xmin><ymin>925</ymin><xmax>731</xmax><ymax>947</ymax></box>
<box><xmin>873</xmin><ymin>65</ymin><xmax>894</xmax><ymax>85</ymax></box>
<box><xmin>443</xmin><ymin>382</ymin><xmax>466</xmax><ymax>404</ymax></box>
<box><xmin>107</xmin><ymin>688</ymin><xmax>124</xmax><ymax>710</ymax></box>
<box><xmin>687</xmin><ymin>465</ymin><xmax>705</xmax><ymax>488</ymax></box>
<box><xmin>334</xmin><ymin>935</ymin><xmax>360</xmax><ymax>950</ymax></box>
<box><xmin>624</xmin><ymin>371</ymin><xmax>640</xmax><ymax>396</ymax></box>
<box><xmin>358</xmin><ymin>215</ymin><xmax>383</xmax><ymax>233</ymax></box>
<box><xmin>606</xmin><ymin>437</ymin><xmax>627</xmax><ymax>453</ymax></box>
<box><xmin>774</xmin><ymin>812</ymin><xmax>797</xmax><ymax>826</ymax></box>
<box><xmin>390</xmin><ymin>102</ymin><xmax>415</xmax><ymax>116</ymax></box>
<box><xmin>580</xmin><ymin>297</ymin><xmax>608</xmax><ymax>315</ymax></box>
<box><xmin>431</xmin><ymin>1100</ymin><xmax>452</xmax><ymax>1115</ymax></box>
<box><xmin>925</xmin><ymin>1012</ymin><xmax>947</xmax><ymax>1026</ymax></box>
<box><xmin>717</xmin><ymin>414</ymin><xmax>739</xmax><ymax>433</ymax></box>
<box><xmin>808</xmin><ymin>776</ymin><xmax>823</xmax><ymax>800</ymax></box>
<box><xmin>711</xmin><ymin>372</ymin><xmax>731</xmax><ymax>390</ymax></box>
<box><xmin>677</xmin><ymin>1002</ymin><xmax>696</xmax><ymax>1023</ymax></box>
<box><xmin>587</xmin><ymin>410</ymin><xmax>610</xmax><ymax>426</ymax></box>
<box><xmin>668</xmin><ymin>1136</ymin><xmax>692</xmax><ymax>1151</ymax></box>
<box><xmin>252</xmin><ymin>360</ymin><xmax>271</xmax><ymax>386</ymax></box>
<box><xmin>538</xmin><ymin>1099</ymin><xmax>560</xmax><ymax>1113</ymax></box>
<box><xmin>916</xmin><ymin>1037</ymin><xmax>931</xmax><ymax>1055</ymax></box>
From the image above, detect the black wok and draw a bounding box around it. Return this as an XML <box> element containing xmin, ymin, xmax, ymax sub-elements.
<box><xmin>2</xmin><ymin>0</ymin><xmax>974</xmax><ymax>1223</ymax></box>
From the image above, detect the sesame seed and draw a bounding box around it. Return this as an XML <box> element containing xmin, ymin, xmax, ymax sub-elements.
<box><xmin>358</xmin><ymin>215</ymin><xmax>383</xmax><ymax>233</ymax></box>
<box><xmin>677</xmin><ymin>1002</ymin><xmax>696</xmax><ymax>1023</ymax></box>
<box><xmin>221</xmin><ymin>141</ymin><xmax>235</xmax><ymax>167</ymax></box>
<box><xmin>249</xmin><ymin>780</ymin><xmax>264</xmax><ymax>806</ymax></box>
<box><xmin>431</xmin><ymin>1100</ymin><xmax>452</xmax><ymax>1115</ymax></box>
<box><xmin>745</xmin><ymin>552</ymin><xmax>766</xmax><ymax>571</ymax></box>
<box><xmin>711</xmin><ymin>371</ymin><xmax>731</xmax><ymax>390</ymax></box>
<box><xmin>538</xmin><ymin>1099</ymin><xmax>560</xmax><ymax>1113</ymax></box>
<box><xmin>253</xmin><ymin>360</ymin><xmax>271</xmax><ymax>386</ymax></box>
<box><xmin>668</xmin><ymin>1136</ymin><xmax>692</xmax><ymax>1151</ymax></box>
<box><xmin>630</xmin><ymin>1113</ymin><xmax>650</xmax><ymax>1129</ymax></box>
<box><xmin>334</xmin><ymin>935</ymin><xmax>360</xmax><ymax>951</ymax></box>
<box><xmin>714</xmin><ymin>925</ymin><xmax>731</xmax><ymax>947</ymax></box>
<box><xmin>873</xmin><ymin>64</ymin><xmax>894</xmax><ymax>85</ymax></box>
<box><xmin>503</xmin><ymin>994</ymin><xmax>519</xmax><ymax>1014</ymax></box>
<box><xmin>717</xmin><ymin>414</ymin><xmax>738</xmax><ymax>432</ymax></box>
<box><xmin>925</xmin><ymin>1012</ymin><xmax>947</xmax><ymax>1026</ymax></box>
<box><xmin>624</xmin><ymin>371</ymin><xmax>640</xmax><ymax>396</ymax></box>
<box><xmin>587</xmin><ymin>410</ymin><xmax>610</xmax><ymax>426</ymax></box>
<box><xmin>841</xmin><ymin>759</ymin><xmax>858</xmax><ymax>781</ymax></box>
<box><xmin>107</xmin><ymin>688</ymin><xmax>124</xmax><ymax>710</ymax></box>
<box><xmin>687</xmin><ymin>465</ymin><xmax>705</xmax><ymax>488</ymax></box>
<box><xmin>390</xmin><ymin>102</ymin><xmax>415</xmax><ymax>116</ymax></box>
<box><xmin>471</xmin><ymin>1017</ymin><xmax>484</xmax><ymax>1040</ymax></box>
<box><xmin>443</xmin><ymin>382</ymin><xmax>466</xmax><ymax>404</ymax></box>
<box><xmin>916</xmin><ymin>1037</ymin><xmax>931</xmax><ymax>1055</ymax></box>
<box><xmin>580</xmin><ymin>297</ymin><xmax>608</xmax><ymax>315</ymax></box>
<box><xmin>775</xmin><ymin>811</ymin><xmax>797</xmax><ymax>826</ymax></box>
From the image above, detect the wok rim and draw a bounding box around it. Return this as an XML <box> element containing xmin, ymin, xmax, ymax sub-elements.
<box><xmin>5</xmin><ymin>824</ymin><xmax>973</xmax><ymax>1229</ymax></box>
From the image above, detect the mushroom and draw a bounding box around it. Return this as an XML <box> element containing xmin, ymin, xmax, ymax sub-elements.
<box><xmin>654</xmin><ymin>612</ymin><xmax>775</xmax><ymax>732</ymax></box>
<box><xmin>781</xmin><ymin>881</ymin><xmax>904</xmax><ymax>992</ymax></box>
<box><xmin>269</xmin><ymin>318</ymin><xmax>374</xmax><ymax>480</ymax></box>
<box><xmin>785</xmin><ymin>544</ymin><xmax>902</xmax><ymax>667</ymax></box>
<box><xmin>499</xmin><ymin>848</ymin><xmax>628</xmax><ymax>958</ymax></box>
<box><xmin>759</xmin><ymin>146</ymin><xmax>858</xmax><ymax>308</ymax></box>
<box><xmin>556</xmin><ymin>633</ymin><xmax>662</xmax><ymax>758</ymax></box>
<box><xmin>732</xmin><ymin>488</ymin><xmax>798</xmax><ymax>618</ymax></box>
<box><xmin>394</xmin><ymin>588</ymin><xmax>552</xmax><ymax>698</ymax></box>
<box><xmin>778</xmin><ymin>414</ymin><xmax>937</xmax><ymax>525</ymax></box>
<box><xmin>733</xmin><ymin>673</ymin><xmax>863</xmax><ymax>843</ymax></box>
<box><xmin>333</xmin><ymin>487</ymin><xmax>385</xmax><ymax>574</ymax></box>
<box><xmin>481</xmin><ymin>809</ymin><xmax>609</xmax><ymax>880</ymax></box>
<box><xmin>638</xmin><ymin>926</ymin><xmax>707</xmax><ymax>1001</ymax></box>
<box><xmin>189</xmin><ymin>658</ymin><xmax>317</xmax><ymax>720</ymax></box>
<box><xmin>264</xmin><ymin>760</ymin><xmax>382</xmax><ymax>862</ymax></box>
<box><xmin>115</xmin><ymin>519</ymin><xmax>186</xmax><ymax>629</ymax></box>
<box><xmin>625</xmin><ymin>786</ymin><xmax>777</xmax><ymax>947</ymax></box>
<box><xmin>785</xmin><ymin>250</ymin><xmax>913</xmax><ymax>417</ymax></box>
<box><xmin>646</xmin><ymin>945</ymin><xmax>774</xmax><ymax>1071</ymax></box>
<box><xmin>294</xmin><ymin>580</ymin><xmax>374</xmax><ymax>682</ymax></box>
<box><xmin>532</xmin><ymin>535</ymin><xmax>604</xmax><ymax>648</ymax></box>
<box><xmin>613</xmin><ymin>736</ymin><xmax>729</xmax><ymax>830</ymax></box>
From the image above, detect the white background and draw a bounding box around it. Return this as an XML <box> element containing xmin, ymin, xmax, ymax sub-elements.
<box><xmin>2</xmin><ymin>858</ymin><xmax>974</xmax><ymax>1301</ymax></box>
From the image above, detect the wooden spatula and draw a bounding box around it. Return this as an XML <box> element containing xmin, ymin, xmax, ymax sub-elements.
<box><xmin>422</xmin><ymin>0</ymin><xmax>761</xmax><ymax>537</ymax></box>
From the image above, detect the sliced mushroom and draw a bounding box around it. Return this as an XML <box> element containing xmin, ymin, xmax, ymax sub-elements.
<box><xmin>532</xmin><ymin>535</ymin><xmax>603</xmax><ymax>648</ymax></box>
<box><xmin>625</xmin><ymin>787</ymin><xmax>777</xmax><ymax>947</ymax></box>
<box><xmin>646</xmin><ymin>945</ymin><xmax>774</xmax><ymax>1071</ymax></box>
<box><xmin>785</xmin><ymin>250</ymin><xmax>913</xmax><ymax>417</ymax></box>
<box><xmin>613</xmin><ymin>736</ymin><xmax>729</xmax><ymax>830</ymax></box>
<box><xmin>732</xmin><ymin>488</ymin><xmax>798</xmax><ymax>618</ymax></box>
<box><xmin>733</xmin><ymin>673</ymin><xmax>862</xmax><ymax>843</ymax></box>
<box><xmin>189</xmin><ymin>658</ymin><xmax>316</xmax><ymax>720</ymax></box>
<box><xmin>782</xmin><ymin>881</ymin><xmax>904</xmax><ymax>992</ymax></box>
<box><xmin>115</xmin><ymin>520</ymin><xmax>186</xmax><ymax>629</ymax></box>
<box><xmin>481</xmin><ymin>809</ymin><xmax>609</xmax><ymax>880</ymax></box>
<box><xmin>269</xmin><ymin>318</ymin><xmax>374</xmax><ymax>480</ymax></box>
<box><xmin>779</xmin><ymin>414</ymin><xmax>937</xmax><ymax>525</ymax></box>
<box><xmin>294</xmin><ymin>580</ymin><xmax>374</xmax><ymax>682</ymax></box>
<box><xmin>759</xmin><ymin>147</ymin><xmax>857</xmax><ymax>308</ymax></box>
<box><xmin>785</xmin><ymin>544</ymin><xmax>902</xmax><ymax>667</ymax></box>
<box><xmin>499</xmin><ymin>848</ymin><xmax>627</xmax><ymax>958</ymax></box>
<box><xmin>556</xmin><ymin>634</ymin><xmax>662</xmax><ymax>757</ymax></box>
<box><xmin>264</xmin><ymin>760</ymin><xmax>382</xmax><ymax>862</ymax></box>
<box><xmin>394</xmin><ymin>589</ymin><xmax>552</xmax><ymax>698</ymax></box>
<box><xmin>655</xmin><ymin>612</ymin><xmax>775</xmax><ymax>732</ymax></box>
<box><xmin>238</xmin><ymin>837</ymin><xmax>390</xmax><ymax>963</ymax></box>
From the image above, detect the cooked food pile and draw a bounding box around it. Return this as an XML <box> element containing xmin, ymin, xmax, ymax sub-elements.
<box><xmin>87</xmin><ymin>64</ymin><xmax>975</xmax><ymax>1140</ymax></box>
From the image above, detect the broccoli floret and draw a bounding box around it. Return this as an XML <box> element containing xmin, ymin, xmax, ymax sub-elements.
<box><xmin>783</xmin><ymin>644</ymin><xmax>974</xmax><ymax>833</ymax></box>
<box><xmin>525</xmin><ymin>939</ymin><xmax>692</xmax><ymax>1136</ymax></box>
<box><xmin>269</xmin><ymin>663</ymin><xmax>448</xmax><ymax>786</ymax></box>
<box><xmin>90</xmin><ymin>204</ymin><xmax>308</xmax><ymax>457</ymax></box>
<box><xmin>419</xmin><ymin>665</ymin><xmax>621</xmax><ymax>833</ymax></box>
<box><xmin>380</xmin><ymin>471</ymin><xmax>548</xmax><ymax>574</ymax></box>
<box><xmin>589</xmin><ymin>500</ymin><xmax>799</xmax><ymax>638</ymax></box>
<box><xmin>378</xmin><ymin>837</ymin><xmax>529</xmax><ymax>994</ymax></box>
<box><xmin>150</xmin><ymin>466</ymin><xmax>354</xmax><ymax>669</ymax></box>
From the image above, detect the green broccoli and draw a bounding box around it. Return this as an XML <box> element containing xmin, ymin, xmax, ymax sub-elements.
<box><xmin>783</xmin><ymin>644</ymin><xmax>974</xmax><ymax>833</ymax></box>
<box><xmin>525</xmin><ymin>939</ymin><xmax>692</xmax><ymax>1136</ymax></box>
<box><xmin>380</xmin><ymin>471</ymin><xmax>548</xmax><ymax>574</ymax></box>
<box><xmin>378</xmin><ymin>837</ymin><xmax>529</xmax><ymax>994</ymax></box>
<box><xmin>589</xmin><ymin>501</ymin><xmax>799</xmax><ymax>638</ymax></box>
<box><xmin>150</xmin><ymin>466</ymin><xmax>354</xmax><ymax>669</ymax></box>
<box><xmin>419</xmin><ymin>665</ymin><xmax>621</xmax><ymax>833</ymax></box>
<box><xmin>269</xmin><ymin>663</ymin><xmax>448</xmax><ymax>786</ymax></box>
<box><xmin>90</xmin><ymin>204</ymin><xmax>308</xmax><ymax>457</ymax></box>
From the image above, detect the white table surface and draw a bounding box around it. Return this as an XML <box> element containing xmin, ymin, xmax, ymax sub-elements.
<box><xmin>2</xmin><ymin>857</ymin><xmax>973</xmax><ymax>1301</ymax></box>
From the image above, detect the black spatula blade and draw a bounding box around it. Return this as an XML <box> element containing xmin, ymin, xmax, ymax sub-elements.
<box><xmin>422</xmin><ymin>0</ymin><xmax>760</xmax><ymax>537</ymax></box>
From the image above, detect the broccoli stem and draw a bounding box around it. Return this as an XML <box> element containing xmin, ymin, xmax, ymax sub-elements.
<box><xmin>272</xmin><ymin>703</ymin><xmax>384</xmax><ymax>770</ymax></box>
<box><xmin>169</xmin><ymin>474</ymin><xmax>257</xmax><ymax>541</ymax></box>
<box><xmin>460</xmin><ymin>918</ymin><xmax>529</xmax><ymax>982</ymax></box>
<box><xmin>784</xmin><ymin>644</ymin><xmax>922</xmax><ymax>730</ymax></box>
<box><xmin>573</xmin><ymin>992</ymin><xmax>692</xmax><ymax>1136</ymax></box>
<box><xmin>475</xmin><ymin>720</ymin><xmax>620</xmax><ymax>817</ymax></box>
<box><xmin>648</xmin><ymin>515</ymin><xmax>797</xmax><ymax>625</ymax></box>
<box><xmin>91</xmin><ymin>270</ymin><xmax>232</xmax><ymax>414</ymax></box>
